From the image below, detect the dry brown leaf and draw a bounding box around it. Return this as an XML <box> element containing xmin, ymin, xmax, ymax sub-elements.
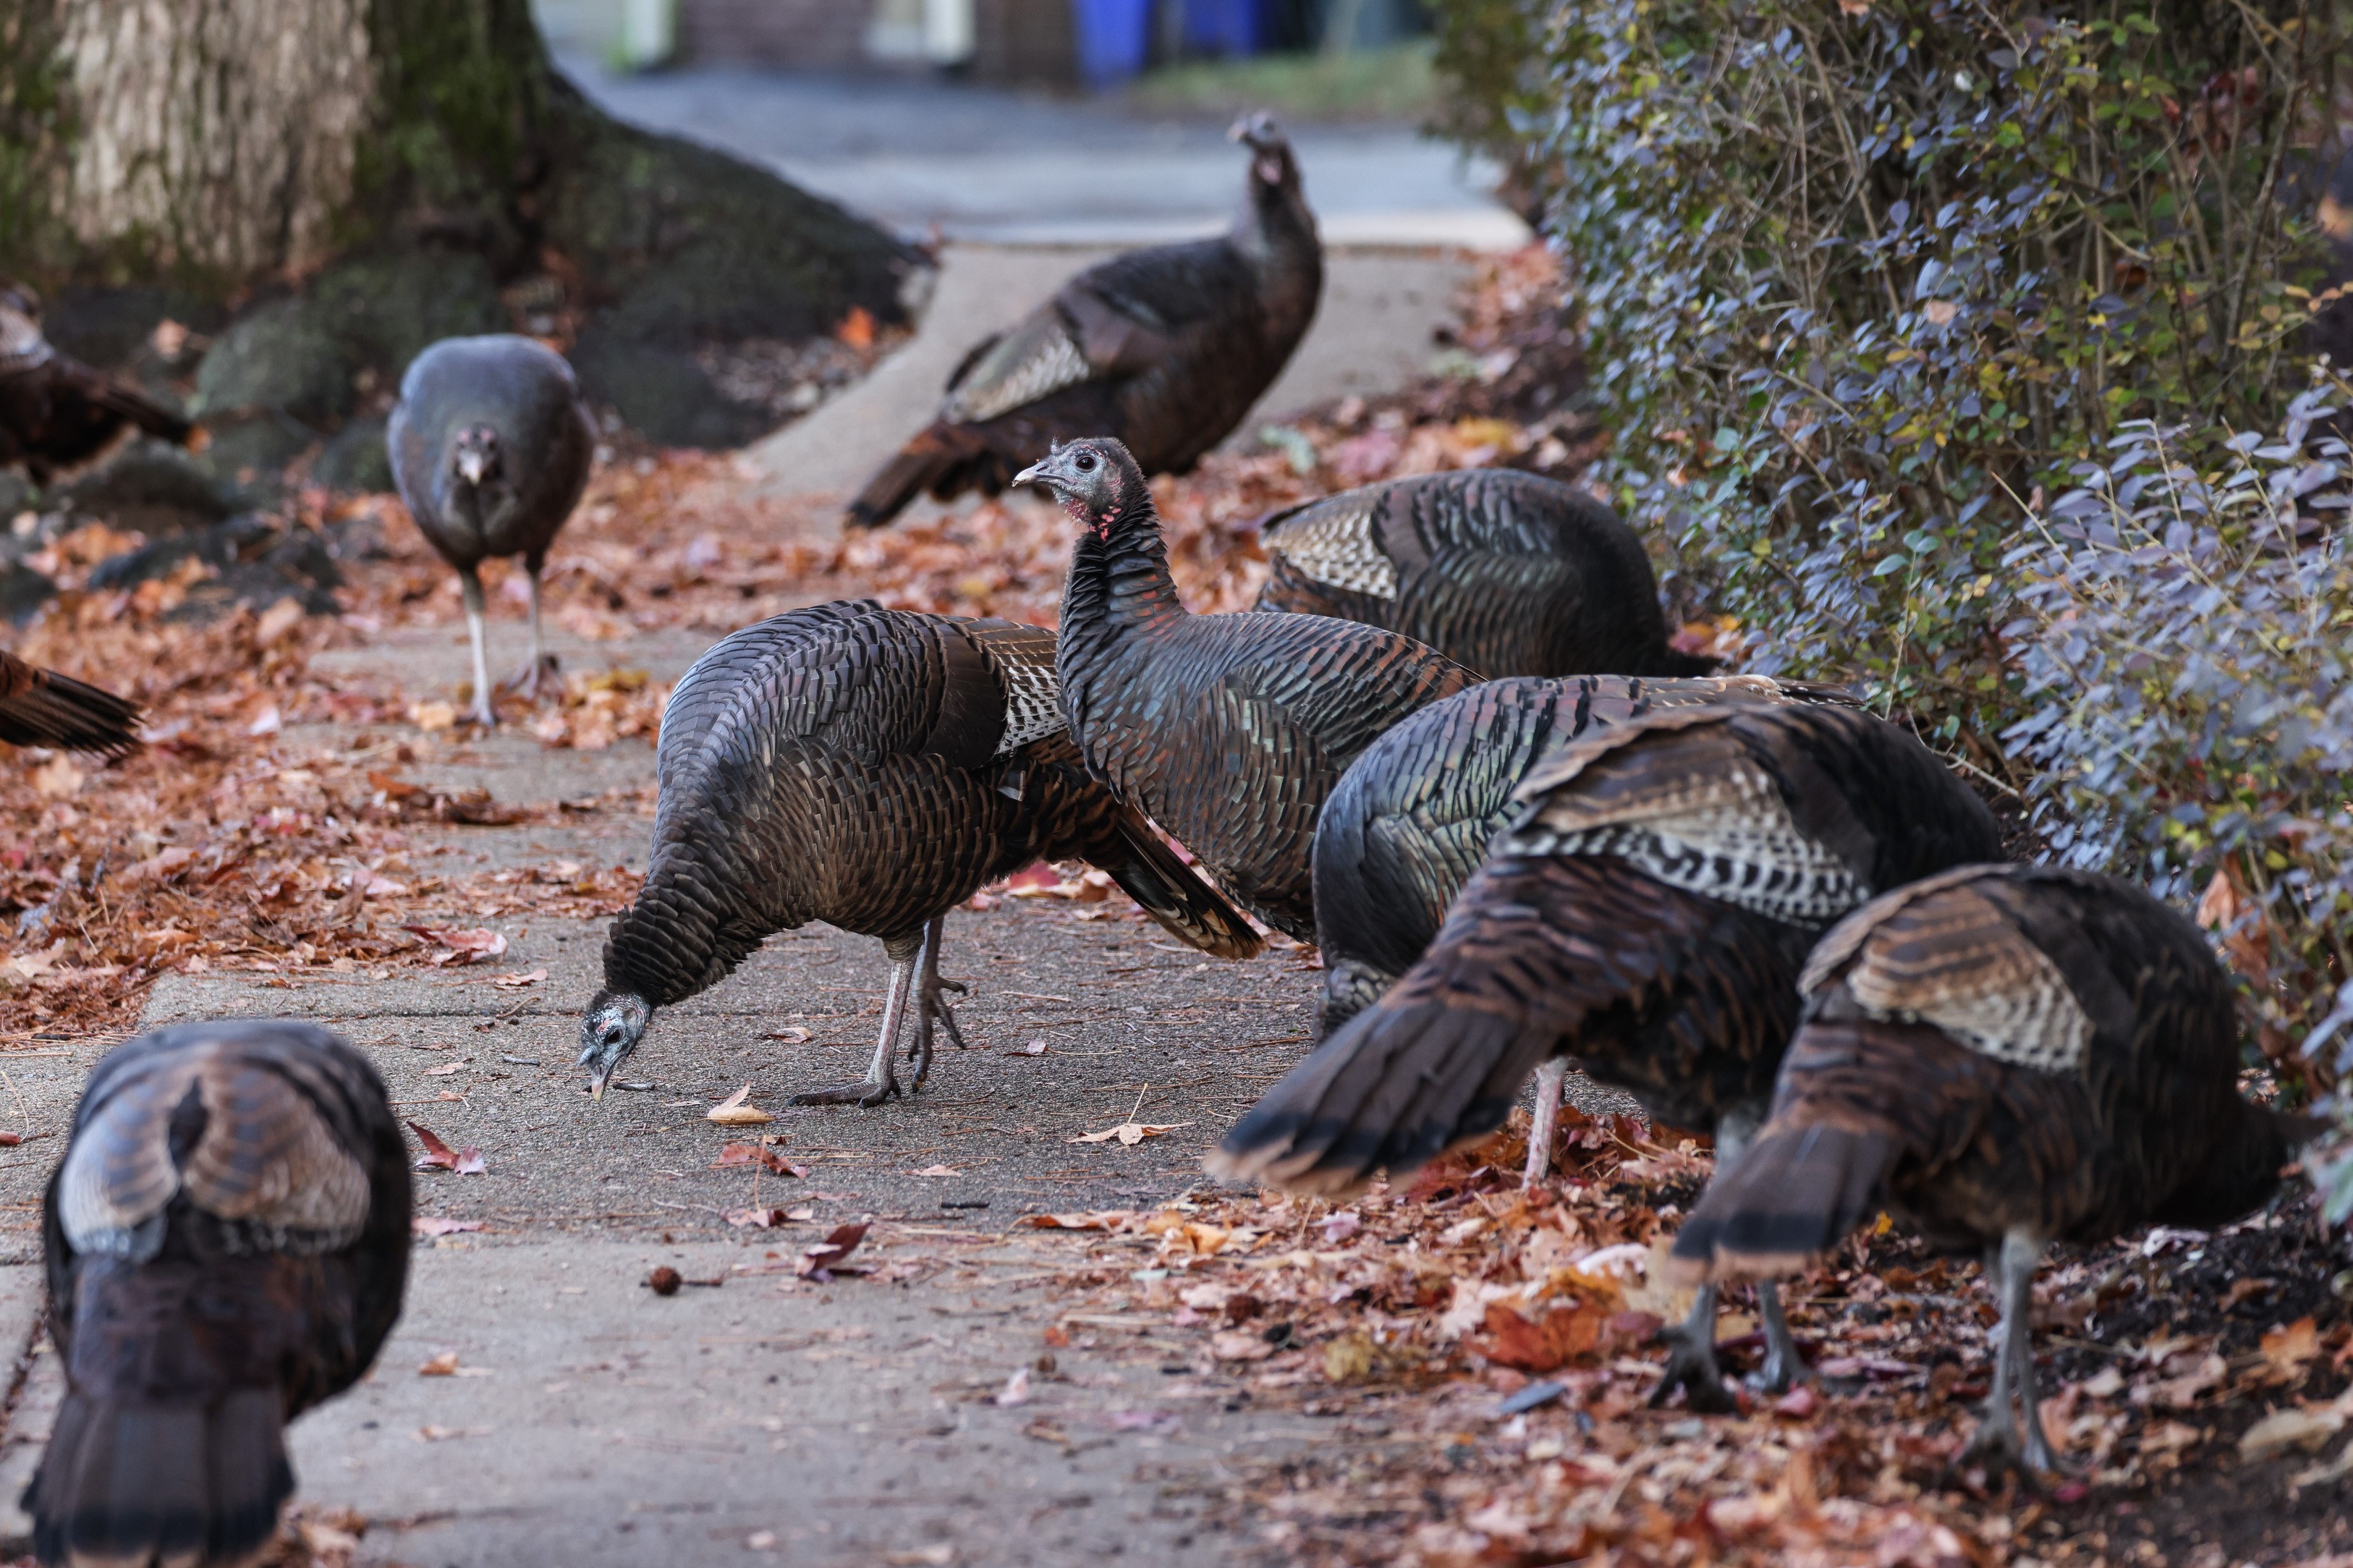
<box><xmin>707</xmin><ymin>1083</ymin><xmax>776</xmax><ymax>1126</ymax></box>
<box><xmin>715</xmin><ymin>1143</ymin><xmax>807</xmax><ymax>1178</ymax></box>
<box><xmin>797</xmin><ymin>1220</ymin><xmax>871</xmax><ymax>1279</ymax></box>
<box><xmin>412</xmin><ymin>1216</ymin><xmax>483</xmax><ymax>1237</ymax></box>
<box><xmin>405</xmin><ymin>1119</ymin><xmax>485</xmax><ymax>1175</ymax></box>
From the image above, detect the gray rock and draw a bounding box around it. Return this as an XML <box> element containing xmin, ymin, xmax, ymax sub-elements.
<box><xmin>194</xmin><ymin>297</ymin><xmax>352</xmax><ymax>425</ymax></box>
<box><xmin>50</xmin><ymin>440</ymin><xmax>234</xmax><ymax>533</ymax></box>
<box><xmin>313</xmin><ymin>416</ymin><xmax>394</xmax><ymax>493</ymax></box>
<box><xmin>0</xmin><ymin>471</ymin><xmax>29</xmax><ymax>521</ymax></box>
<box><xmin>0</xmin><ymin>560</ymin><xmax>55</xmax><ymax>624</ymax></box>
<box><xmin>85</xmin><ymin>512</ymin><xmax>281</xmax><ymax>592</ymax></box>
<box><xmin>569</xmin><ymin>323</ymin><xmax>770</xmax><ymax>449</ymax></box>
<box><xmin>308</xmin><ymin>250</ymin><xmax>506</xmax><ymax>383</ymax></box>
<box><xmin>192</xmin><ymin>419</ymin><xmax>314</xmax><ymax>507</ymax></box>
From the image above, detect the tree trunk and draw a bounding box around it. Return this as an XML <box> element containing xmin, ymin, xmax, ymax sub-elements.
<box><xmin>0</xmin><ymin>0</ymin><xmax>922</xmax><ymax>454</ymax></box>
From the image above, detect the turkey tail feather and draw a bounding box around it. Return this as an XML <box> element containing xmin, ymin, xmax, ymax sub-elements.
<box><xmin>1667</xmin><ymin>1125</ymin><xmax>1896</xmax><ymax>1285</ymax></box>
<box><xmin>26</xmin><ymin>1386</ymin><xmax>292</xmax><ymax>1568</ymax></box>
<box><xmin>90</xmin><ymin>380</ymin><xmax>196</xmax><ymax>447</ymax></box>
<box><xmin>1100</xmin><ymin>812</ymin><xmax>1263</xmax><ymax>961</ymax></box>
<box><xmin>0</xmin><ymin>655</ymin><xmax>142</xmax><ymax>755</ymax></box>
<box><xmin>847</xmin><ymin>426</ymin><xmax>973</xmax><ymax>528</ymax></box>
<box><xmin>1208</xmin><ymin>999</ymin><xmax>1538</xmax><ymax>1198</ymax></box>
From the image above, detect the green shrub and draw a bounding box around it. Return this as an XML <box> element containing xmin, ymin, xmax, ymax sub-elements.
<box><xmin>1457</xmin><ymin>0</ymin><xmax>2353</xmax><ymax>1074</ymax></box>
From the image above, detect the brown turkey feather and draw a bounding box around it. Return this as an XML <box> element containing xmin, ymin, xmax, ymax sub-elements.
<box><xmin>0</xmin><ymin>650</ymin><xmax>142</xmax><ymax>755</ymax></box>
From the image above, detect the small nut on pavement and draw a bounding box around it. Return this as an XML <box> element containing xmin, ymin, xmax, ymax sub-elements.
<box><xmin>646</xmin><ymin>1266</ymin><xmax>682</xmax><ymax>1297</ymax></box>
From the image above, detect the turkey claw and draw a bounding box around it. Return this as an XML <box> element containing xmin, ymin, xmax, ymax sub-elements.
<box><xmin>502</xmin><ymin>653</ymin><xmax>561</xmax><ymax>702</ymax></box>
<box><xmin>1649</xmin><ymin>1328</ymin><xmax>1739</xmax><ymax>1415</ymax></box>
<box><xmin>791</xmin><ymin>1074</ymin><xmax>901</xmax><ymax>1109</ymax></box>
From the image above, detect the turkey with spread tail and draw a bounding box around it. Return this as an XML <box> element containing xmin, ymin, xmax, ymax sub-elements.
<box><xmin>1020</xmin><ymin>436</ymin><xmax>1476</xmax><ymax>943</ymax></box>
<box><xmin>1255</xmin><ymin>470</ymin><xmax>1719</xmax><ymax>679</ymax></box>
<box><xmin>1211</xmin><ymin>700</ymin><xmax>2004</xmax><ymax>1409</ymax></box>
<box><xmin>24</xmin><ymin>1020</ymin><xmax>410</xmax><ymax>1568</ymax></box>
<box><xmin>581</xmin><ymin>599</ymin><xmax>1260</xmax><ymax>1109</ymax></box>
<box><xmin>388</xmin><ymin>334</ymin><xmax>595</xmax><ymax>727</ymax></box>
<box><xmin>0</xmin><ymin>284</ymin><xmax>200</xmax><ymax>483</ymax></box>
<box><xmin>0</xmin><ymin>650</ymin><xmax>141</xmax><ymax>755</ymax></box>
<box><xmin>847</xmin><ymin>114</ymin><xmax>1320</xmax><ymax>527</ymax></box>
<box><xmin>1667</xmin><ymin>864</ymin><xmax>2311</xmax><ymax>1473</ymax></box>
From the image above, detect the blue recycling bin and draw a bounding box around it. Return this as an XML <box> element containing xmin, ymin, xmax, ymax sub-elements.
<box><xmin>1072</xmin><ymin>0</ymin><xmax>1153</xmax><ymax>89</ymax></box>
<box><xmin>1184</xmin><ymin>0</ymin><xmax>1263</xmax><ymax>55</ymax></box>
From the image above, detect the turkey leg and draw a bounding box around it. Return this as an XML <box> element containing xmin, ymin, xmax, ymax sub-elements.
<box><xmin>1754</xmin><ymin>1279</ymin><xmax>1807</xmax><ymax>1394</ymax></box>
<box><xmin>1648</xmin><ymin>1111</ymin><xmax>1756</xmax><ymax>1413</ymax></box>
<box><xmin>457</xmin><ymin>567</ymin><xmax>497</xmax><ymax>728</ymax></box>
<box><xmin>503</xmin><ymin>563</ymin><xmax>557</xmax><ymax>700</ymax></box>
<box><xmin>792</xmin><ymin>938</ymin><xmax>918</xmax><ymax>1108</ymax></box>
<box><xmin>1522</xmin><ymin>1056</ymin><xmax>1568</xmax><ymax>1187</ymax></box>
<box><xmin>905</xmin><ymin>915</ymin><xmax>970</xmax><ymax>1093</ymax></box>
<box><xmin>1962</xmin><ymin>1229</ymin><xmax>2059</xmax><ymax>1475</ymax></box>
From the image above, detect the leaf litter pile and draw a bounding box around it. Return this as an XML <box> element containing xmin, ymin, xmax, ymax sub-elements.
<box><xmin>1014</xmin><ymin>1107</ymin><xmax>2352</xmax><ymax>1567</ymax></box>
<box><xmin>7</xmin><ymin>247</ymin><xmax>2349</xmax><ymax>1561</ymax></box>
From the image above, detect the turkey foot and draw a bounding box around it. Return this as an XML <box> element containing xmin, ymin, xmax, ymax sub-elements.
<box><xmin>792</xmin><ymin>948</ymin><xmax>916</xmax><ymax>1108</ymax></box>
<box><xmin>905</xmin><ymin>917</ymin><xmax>970</xmax><ymax>1094</ymax></box>
<box><xmin>1648</xmin><ymin>1284</ymin><xmax>1737</xmax><ymax>1414</ymax></box>
<box><xmin>502</xmin><ymin>652</ymin><xmax>560</xmax><ymax>701</ymax></box>
<box><xmin>1748</xmin><ymin>1280</ymin><xmax>1807</xmax><ymax>1395</ymax></box>
<box><xmin>1960</xmin><ymin>1231</ymin><xmax>2063</xmax><ymax>1479</ymax></box>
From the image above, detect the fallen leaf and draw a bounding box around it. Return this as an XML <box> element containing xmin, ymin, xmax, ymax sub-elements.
<box><xmin>423</xmin><ymin>1061</ymin><xmax>463</xmax><ymax>1077</ymax></box>
<box><xmin>797</xmin><ymin>1220</ymin><xmax>871</xmax><ymax>1279</ymax></box>
<box><xmin>747</xmin><ymin>1530</ymin><xmax>779</xmax><ymax>1552</ymax></box>
<box><xmin>715</xmin><ymin>1143</ymin><xmax>807</xmax><ymax>1178</ymax></box>
<box><xmin>29</xmin><ymin>755</ymin><xmax>82</xmax><ymax>800</ymax></box>
<box><xmin>763</xmin><ymin>1027</ymin><xmax>811</xmax><ymax>1043</ymax></box>
<box><xmin>1071</xmin><ymin>1120</ymin><xmax>1194</xmax><ymax>1146</ymax></box>
<box><xmin>410</xmin><ymin>700</ymin><xmax>457</xmax><ymax>734</ymax></box>
<box><xmin>1009</xmin><ymin>1039</ymin><xmax>1048</xmax><ymax>1056</ymax></box>
<box><xmin>882</xmin><ymin>1546</ymin><xmax>953</xmax><ymax>1567</ymax></box>
<box><xmin>912</xmin><ymin>1164</ymin><xmax>962</xmax><ymax>1177</ymax></box>
<box><xmin>1211</xmin><ymin>1329</ymin><xmax>1276</xmax><ymax>1363</ymax></box>
<box><xmin>2262</xmin><ymin>1317</ymin><xmax>2320</xmax><ymax>1383</ymax></box>
<box><xmin>995</xmin><ymin>1366</ymin><xmax>1032</xmax><ymax>1407</ymax></box>
<box><xmin>1468</xmin><ymin>1302</ymin><xmax>1616</xmax><ymax>1375</ymax></box>
<box><xmin>412</xmin><ymin>1216</ymin><xmax>483</xmax><ymax>1237</ymax></box>
<box><xmin>2240</xmin><ymin>1401</ymin><xmax>2349</xmax><ymax>1461</ymax></box>
<box><xmin>1019</xmin><ymin>1211</ymin><xmax>1135</xmax><ymax>1232</ymax></box>
<box><xmin>406</xmin><ymin>1119</ymin><xmax>486</xmax><ymax>1175</ymax></box>
<box><xmin>726</xmin><ymin>1206</ymin><xmax>789</xmax><ymax>1229</ymax></box>
<box><xmin>414</xmin><ymin>1425</ymin><xmax>488</xmax><ymax>1442</ymax></box>
<box><xmin>401</xmin><ymin>925</ymin><xmax>507</xmax><ymax>965</ymax></box>
<box><xmin>708</xmin><ymin>1083</ymin><xmax>775</xmax><ymax>1127</ymax></box>
<box><xmin>838</xmin><ymin>305</ymin><xmax>876</xmax><ymax>349</ymax></box>
<box><xmin>417</xmin><ymin>1352</ymin><xmax>483</xmax><ymax>1377</ymax></box>
<box><xmin>490</xmin><ymin>968</ymin><xmax>547</xmax><ymax>989</ymax></box>
<box><xmin>1921</xmin><ymin>299</ymin><xmax>1959</xmax><ymax>326</ymax></box>
<box><xmin>784</xmin><ymin>1206</ymin><xmax>815</xmax><ymax>1221</ymax></box>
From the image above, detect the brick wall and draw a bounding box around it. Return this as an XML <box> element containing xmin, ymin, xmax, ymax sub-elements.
<box><xmin>676</xmin><ymin>0</ymin><xmax>873</xmax><ymax>68</ymax></box>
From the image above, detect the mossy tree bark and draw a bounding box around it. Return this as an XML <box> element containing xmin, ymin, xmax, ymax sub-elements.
<box><xmin>0</xmin><ymin>0</ymin><xmax>921</xmax><ymax>453</ymax></box>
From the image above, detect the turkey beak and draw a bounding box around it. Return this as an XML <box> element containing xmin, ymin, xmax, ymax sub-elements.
<box><xmin>1012</xmin><ymin>457</ymin><xmax>1061</xmax><ymax>496</ymax></box>
<box><xmin>456</xmin><ymin>449</ymin><xmax>489</xmax><ymax>486</ymax></box>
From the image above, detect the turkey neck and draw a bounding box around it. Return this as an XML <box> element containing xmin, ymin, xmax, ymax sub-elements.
<box><xmin>1058</xmin><ymin>499</ymin><xmax>1187</xmax><ymax>679</ymax></box>
<box><xmin>1234</xmin><ymin>177</ymin><xmax>1320</xmax><ymax>333</ymax></box>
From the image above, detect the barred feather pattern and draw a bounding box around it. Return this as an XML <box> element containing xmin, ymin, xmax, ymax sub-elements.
<box><xmin>29</xmin><ymin>1021</ymin><xmax>413</xmax><ymax>1568</ymax></box>
<box><xmin>1213</xmin><ymin>701</ymin><xmax>2006</xmax><ymax>1192</ymax></box>
<box><xmin>1058</xmin><ymin>446</ymin><xmax>1478</xmax><ymax>941</ymax></box>
<box><xmin>1671</xmin><ymin>865</ymin><xmax>2301</xmax><ymax>1284</ymax></box>
<box><xmin>0</xmin><ymin>293</ymin><xmax>197</xmax><ymax>483</ymax></box>
<box><xmin>1253</xmin><ymin>469</ymin><xmax>1716</xmax><ymax>679</ymax></box>
<box><xmin>1310</xmin><ymin>674</ymin><xmax>1852</xmax><ymax>1033</ymax></box>
<box><xmin>0</xmin><ymin>650</ymin><xmax>142</xmax><ymax>755</ymax></box>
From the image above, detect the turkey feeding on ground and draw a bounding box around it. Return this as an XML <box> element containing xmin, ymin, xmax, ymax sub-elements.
<box><xmin>0</xmin><ymin>285</ymin><xmax>200</xmax><ymax>483</ymax></box>
<box><xmin>1312</xmin><ymin>674</ymin><xmax>1852</xmax><ymax>1043</ymax></box>
<box><xmin>25</xmin><ymin>1020</ymin><xmax>410</xmax><ymax>1568</ymax></box>
<box><xmin>1019</xmin><ymin>437</ymin><xmax>1475</xmax><ymax>943</ymax></box>
<box><xmin>580</xmin><ymin>600</ymin><xmax>1261</xmax><ymax>1109</ymax></box>
<box><xmin>1669</xmin><ymin>864</ymin><xmax>2311</xmax><ymax>1473</ymax></box>
<box><xmin>386</xmin><ymin>334</ymin><xmax>595</xmax><ymax>726</ymax></box>
<box><xmin>0</xmin><ymin>650</ymin><xmax>141</xmax><ymax>755</ymax></box>
<box><xmin>847</xmin><ymin>113</ymin><xmax>1320</xmax><ymax>527</ymax></box>
<box><xmin>1211</xmin><ymin>700</ymin><xmax>2005</xmax><ymax>1410</ymax></box>
<box><xmin>1255</xmin><ymin>469</ymin><xmax>1720</xmax><ymax>679</ymax></box>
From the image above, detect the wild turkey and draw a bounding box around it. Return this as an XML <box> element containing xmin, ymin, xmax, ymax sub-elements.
<box><xmin>1019</xmin><ymin>437</ymin><xmax>1476</xmax><ymax>943</ymax></box>
<box><xmin>1669</xmin><ymin>865</ymin><xmax>2310</xmax><ymax>1472</ymax></box>
<box><xmin>25</xmin><ymin>1020</ymin><xmax>410</xmax><ymax>1567</ymax></box>
<box><xmin>580</xmin><ymin>599</ymin><xmax>1261</xmax><ymax>1108</ymax></box>
<box><xmin>0</xmin><ymin>650</ymin><xmax>141</xmax><ymax>755</ymax></box>
<box><xmin>1255</xmin><ymin>469</ymin><xmax>1719</xmax><ymax>680</ymax></box>
<box><xmin>0</xmin><ymin>285</ymin><xmax>199</xmax><ymax>483</ymax></box>
<box><xmin>386</xmin><ymin>335</ymin><xmax>595</xmax><ymax>727</ymax></box>
<box><xmin>1211</xmin><ymin>700</ymin><xmax>2004</xmax><ymax>1409</ymax></box>
<box><xmin>847</xmin><ymin>114</ymin><xmax>1320</xmax><ymax>528</ymax></box>
<box><xmin>1313</xmin><ymin>674</ymin><xmax>1852</xmax><ymax>1038</ymax></box>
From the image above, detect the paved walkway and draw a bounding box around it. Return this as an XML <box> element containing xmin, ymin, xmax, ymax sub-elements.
<box><xmin>557</xmin><ymin>55</ymin><xmax>1531</xmax><ymax>250</ymax></box>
